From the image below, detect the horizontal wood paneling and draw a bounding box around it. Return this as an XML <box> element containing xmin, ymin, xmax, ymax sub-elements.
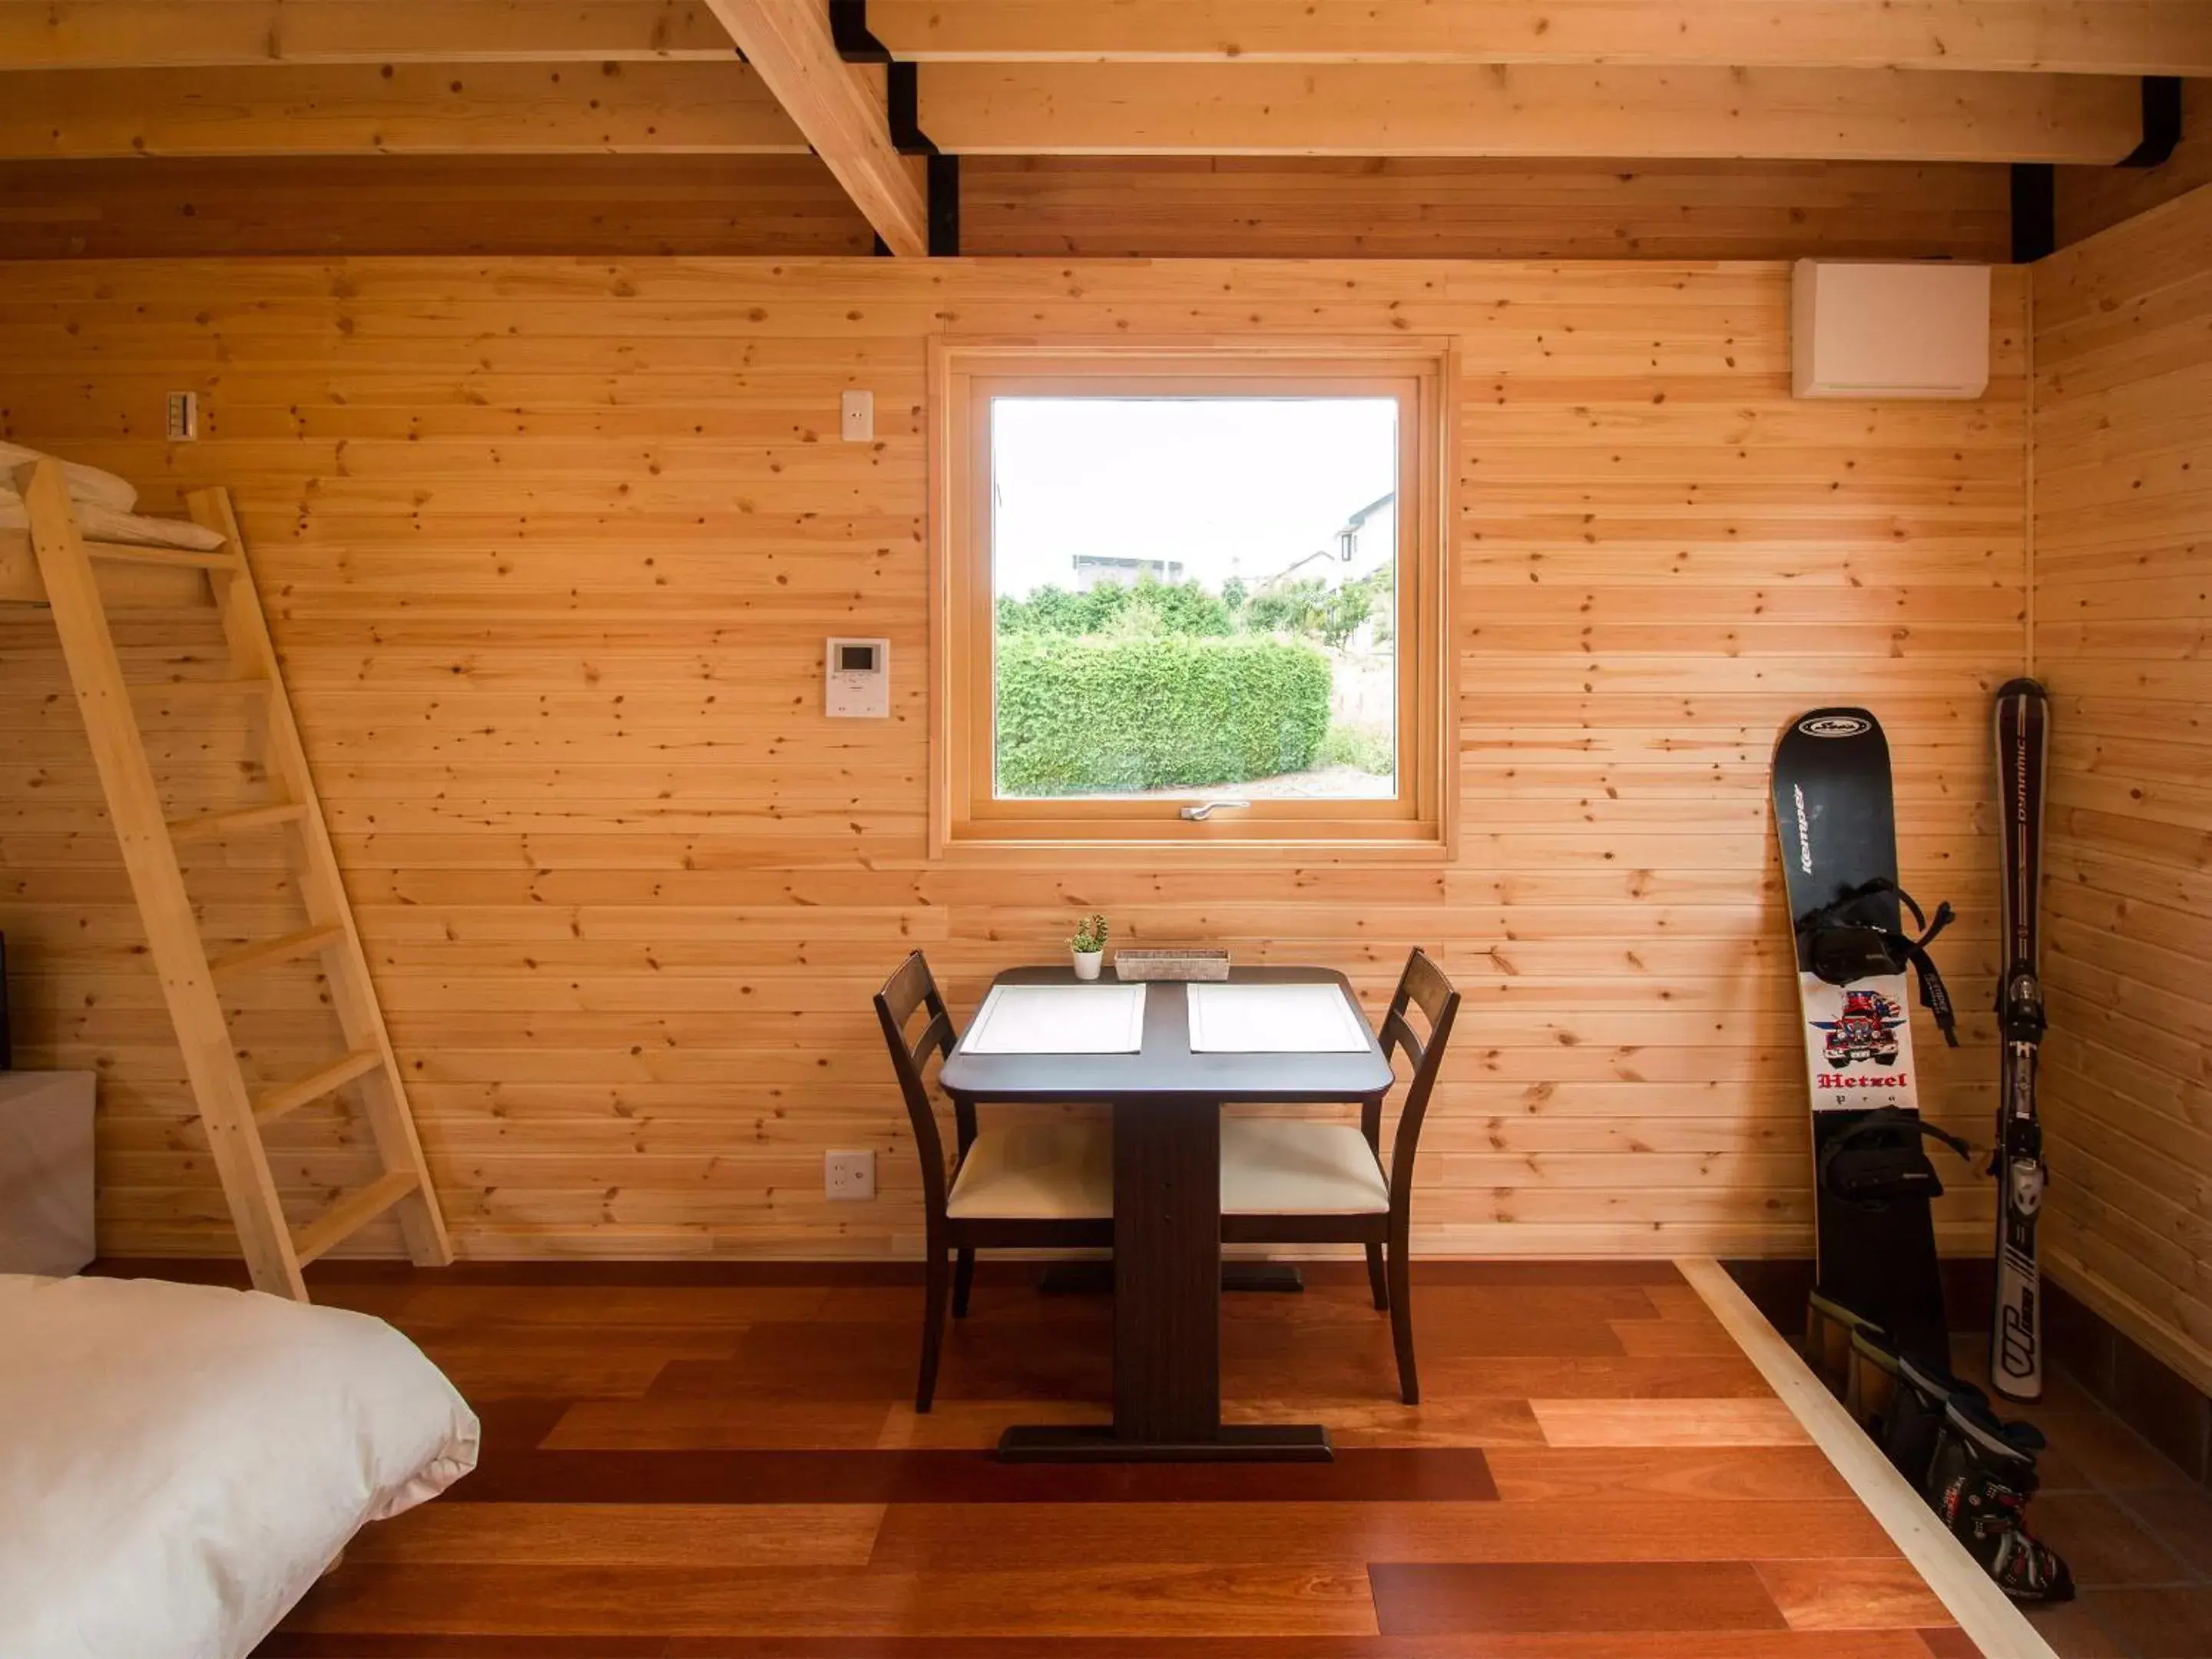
<box><xmin>2031</xmin><ymin>180</ymin><xmax>2212</xmax><ymax>1396</ymax></box>
<box><xmin>0</xmin><ymin>156</ymin><xmax>2010</xmax><ymax>263</ymax></box>
<box><xmin>963</xmin><ymin>157</ymin><xmax>2013</xmax><ymax>262</ymax></box>
<box><xmin>0</xmin><ymin>157</ymin><xmax>875</xmax><ymax>260</ymax></box>
<box><xmin>0</xmin><ymin>255</ymin><xmax>2026</xmax><ymax>1263</ymax></box>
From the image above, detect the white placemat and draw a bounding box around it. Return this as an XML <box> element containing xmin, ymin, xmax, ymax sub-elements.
<box><xmin>962</xmin><ymin>982</ymin><xmax>1148</xmax><ymax>1055</ymax></box>
<box><xmin>1186</xmin><ymin>982</ymin><xmax>1369</xmax><ymax>1053</ymax></box>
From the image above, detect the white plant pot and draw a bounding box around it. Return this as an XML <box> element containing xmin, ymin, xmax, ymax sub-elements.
<box><xmin>1071</xmin><ymin>949</ymin><xmax>1104</xmax><ymax>982</ymax></box>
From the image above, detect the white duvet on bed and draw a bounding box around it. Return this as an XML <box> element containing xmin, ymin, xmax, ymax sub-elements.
<box><xmin>0</xmin><ymin>440</ymin><xmax>230</xmax><ymax>551</ymax></box>
<box><xmin>0</xmin><ymin>1273</ymin><xmax>478</xmax><ymax>1659</ymax></box>
<box><xmin>0</xmin><ymin>495</ymin><xmax>230</xmax><ymax>551</ymax></box>
<box><xmin>0</xmin><ymin>441</ymin><xmax>138</xmax><ymax>513</ymax></box>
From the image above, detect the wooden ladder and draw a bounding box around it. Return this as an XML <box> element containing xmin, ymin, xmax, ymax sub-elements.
<box><xmin>15</xmin><ymin>459</ymin><xmax>451</xmax><ymax>1300</ymax></box>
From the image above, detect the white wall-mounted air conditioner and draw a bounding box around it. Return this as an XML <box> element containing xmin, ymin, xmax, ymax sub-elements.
<box><xmin>1791</xmin><ymin>261</ymin><xmax>1992</xmax><ymax>400</ymax></box>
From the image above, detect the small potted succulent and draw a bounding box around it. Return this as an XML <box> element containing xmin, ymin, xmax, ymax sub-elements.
<box><xmin>1068</xmin><ymin>912</ymin><xmax>1108</xmax><ymax>982</ymax></box>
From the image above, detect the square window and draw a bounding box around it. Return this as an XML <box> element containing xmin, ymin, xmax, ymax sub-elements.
<box><xmin>991</xmin><ymin>395</ymin><xmax>1400</xmax><ymax>803</ymax></box>
<box><xmin>932</xmin><ymin>346</ymin><xmax>1452</xmax><ymax>854</ymax></box>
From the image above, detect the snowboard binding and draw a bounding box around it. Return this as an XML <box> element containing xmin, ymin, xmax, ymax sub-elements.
<box><xmin>1819</xmin><ymin>1106</ymin><xmax>1975</xmax><ymax>1213</ymax></box>
<box><xmin>1793</xmin><ymin>876</ymin><xmax>1960</xmax><ymax>1047</ymax></box>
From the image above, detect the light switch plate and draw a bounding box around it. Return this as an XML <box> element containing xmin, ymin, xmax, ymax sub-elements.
<box><xmin>166</xmin><ymin>391</ymin><xmax>199</xmax><ymax>442</ymax></box>
<box><xmin>825</xmin><ymin>1149</ymin><xmax>876</xmax><ymax>1201</ymax></box>
<box><xmin>840</xmin><ymin>389</ymin><xmax>874</xmax><ymax>442</ymax></box>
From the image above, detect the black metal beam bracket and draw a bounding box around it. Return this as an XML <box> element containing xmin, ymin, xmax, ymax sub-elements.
<box><xmin>2118</xmin><ymin>76</ymin><xmax>2183</xmax><ymax>168</ymax></box>
<box><xmin>829</xmin><ymin>0</ymin><xmax>891</xmax><ymax>63</ymax></box>
<box><xmin>929</xmin><ymin>154</ymin><xmax>961</xmax><ymax>257</ymax></box>
<box><xmin>835</xmin><ymin>2</ymin><xmax>955</xmax><ymax>256</ymax></box>
<box><xmin>2010</xmin><ymin>164</ymin><xmax>2056</xmax><ymax>263</ymax></box>
<box><xmin>886</xmin><ymin>62</ymin><xmax>938</xmax><ymax>157</ymax></box>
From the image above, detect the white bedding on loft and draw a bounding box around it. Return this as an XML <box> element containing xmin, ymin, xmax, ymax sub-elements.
<box><xmin>0</xmin><ymin>1273</ymin><xmax>478</xmax><ymax>1659</ymax></box>
<box><xmin>0</xmin><ymin>495</ymin><xmax>231</xmax><ymax>551</ymax></box>
<box><xmin>0</xmin><ymin>440</ymin><xmax>229</xmax><ymax>551</ymax></box>
<box><xmin>0</xmin><ymin>441</ymin><xmax>137</xmax><ymax>513</ymax></box>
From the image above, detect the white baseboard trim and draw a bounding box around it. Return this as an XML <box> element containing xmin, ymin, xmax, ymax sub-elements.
<box><xmin>1676</xmin><ymin>1255</ymin><xmax>2056</xmax><ymax>1659</ymax></box>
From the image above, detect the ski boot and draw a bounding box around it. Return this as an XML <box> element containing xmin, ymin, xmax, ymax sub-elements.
<box><xmin>1926</xmin><ymin>1399</ymin><xmax>2075</xmax><ymax>1604</ymax></box>
<box><xmin>1883</xmin><ymin>1350</ymin><xmax>1982</xmax><ymax>1489</ymax></box>
<box><xmin>1806</xmin><ymin>1290</ymin><xmax>1883</xmax><ymax>1403</ymax></box>
<box><xmin>1846</xmin><ymin>1323</ymin><xmax>1901</xmax><ymax>1439</ymax></box>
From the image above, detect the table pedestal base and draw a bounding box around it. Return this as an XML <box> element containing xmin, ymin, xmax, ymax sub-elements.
<box><xmin>996</xmin><ymin>1422</ymin><xmax>1333</xmax><ymax>1463</ymax></box>
<box><xmin>1223</xmin><ymin>1262</ymin><xmax>1306</xmax><ymax>1293</ymax></box>
<box><xmin>1037</xmin><ymin>1260</ymin><xmax>1305</xmax><ymax>1295</ymax></box>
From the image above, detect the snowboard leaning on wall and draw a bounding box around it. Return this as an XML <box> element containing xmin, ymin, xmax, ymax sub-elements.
<box><xmin>1772</xmin><ymin>707</ymin><xmax>1961</xmax><ymax>1366</ymax></box>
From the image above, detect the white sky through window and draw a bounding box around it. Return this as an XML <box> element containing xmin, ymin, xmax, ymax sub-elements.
<box><xmin>989</xmin><ymin>398</ymin><xmax>1399</xmax><ymax>599</ymax></box>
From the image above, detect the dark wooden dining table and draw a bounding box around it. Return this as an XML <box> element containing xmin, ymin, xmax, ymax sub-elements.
<box><xmin>939</xmin><ymin>964</ymin><xmax>1396</xmax><ymax>1463</ymax></box>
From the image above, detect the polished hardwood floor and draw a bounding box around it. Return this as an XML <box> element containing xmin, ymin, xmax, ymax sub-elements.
<box><xmin>211</xmin><ymin>1258</ymin><xmax>1983</xmax><ymax>1655</ymax></box>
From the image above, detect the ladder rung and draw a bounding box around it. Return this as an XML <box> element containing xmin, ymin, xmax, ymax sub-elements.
<box><xmin>253</xmin><ymin>1048</ymin><xmax>384</xmax><ymax>1125</ymax></box>
<box><xmin>167</xmin><ymin>800</ymin><xmax>306</xmax><ymax>844</ymax></box>
<box><xmin>209</xmin><ymin>924</ymin><xmax>346</xmax><ymax>984</ymax></box>
<box><xmin>292</xmin><ymin>1171</ymin><xmax>419</xmax><ymax>1267</ymax></box>
<box><xmin>83</xmin><ymin>540</ymin><xmax>237</xmax><ymax>572</ymax></box>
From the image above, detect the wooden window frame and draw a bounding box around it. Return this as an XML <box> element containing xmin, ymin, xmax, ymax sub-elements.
<box><xmin>928</xmin><ymin>339</ymin><xmax>1456</xmax><ymax>859</ymax></box>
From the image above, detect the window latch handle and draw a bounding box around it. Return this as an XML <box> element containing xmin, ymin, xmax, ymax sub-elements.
<box><xmin>1179</xmin><ymin>800</ymin><xmax>1251</xmax><ymax>822</ymax></box>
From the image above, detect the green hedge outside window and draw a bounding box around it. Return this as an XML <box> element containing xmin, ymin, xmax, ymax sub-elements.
<box><xmin>995</xmin><ymin>634</ymin><xmax>1331</xmax><ymax>796</ymax></box>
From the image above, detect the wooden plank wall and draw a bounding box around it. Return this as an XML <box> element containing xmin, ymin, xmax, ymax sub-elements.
<box><xmin>0</xmin><ymin>157</ymin><xmax>876</xmax><ymax>260</ymax></box>
<box><xmin>0</xmin><ymin>155</ymin><xmax>2008</xmax><ymax>263</ymax></box>
<box><xmin>962</xmin><ymin>157</ymin><xmax>2012</xmax><ymax>261</ymax></box>
<box><xmin>2031</xmin><ymin>181</ymin><xmax>2212</xmax><ymax>1395</ymax></box>
<box><xmin>0</xmin><ymin>257</ymin><xmax>2027</xmax><ymax>1261</ymax></box>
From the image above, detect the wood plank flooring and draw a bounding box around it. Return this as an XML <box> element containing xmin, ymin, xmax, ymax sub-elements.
<box><xmin>237</xmin><ymin>1260</ymin><xmax>1976</xmax><ymax>1656</ymax></box>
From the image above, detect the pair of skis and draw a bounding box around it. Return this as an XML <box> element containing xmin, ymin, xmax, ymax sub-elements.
<box><xmin>1990</xmin><ymin>680</ymin><xmax>2049</xmax><ymax>1404</ymax></box>
<box><xmin>1771</xmin><ymin>680</ymin><xmax>2049</xmax><ymax>1402</ymax></box>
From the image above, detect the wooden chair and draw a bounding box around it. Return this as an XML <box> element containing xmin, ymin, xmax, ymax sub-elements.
<box><xmin>873</xmin><ymin>951</ymin><xmax>1113</xmax><ymax>1412</ymax></box>
<box><xmin>1219</xmin><ymin>949</ymin><xmax>1460</xmax><ymax>1404</ymax></box>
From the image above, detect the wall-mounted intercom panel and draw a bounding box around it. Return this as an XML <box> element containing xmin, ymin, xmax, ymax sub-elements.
<box><xmin>825</xmin><ymin>637</ymin><xmax>890</xmax><ymax>718</ymax></box>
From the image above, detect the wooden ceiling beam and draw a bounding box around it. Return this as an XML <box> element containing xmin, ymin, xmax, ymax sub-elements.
<box><xmin>918</xmin><ymin>62</ymin><xmax>2146</xmax><ymax>164</ymax></box>
<box><xmin>866</xmin><ymin>0</ymin><xmax>2212</xmax><ymax>78</ymax></box>
<box><xmin>0</xmin><ymin>62</ymin><xmax>809</xmax><ymax>158</ymax></box>
<box><xmin>703</xmin><ymin>0</ymin><xmax>930</xmax><ymax>257</ymax></box>
<box><xmin>0</xmin><ymin>1</ymin><xmax>738</xmax><ymax>70</ymax></box>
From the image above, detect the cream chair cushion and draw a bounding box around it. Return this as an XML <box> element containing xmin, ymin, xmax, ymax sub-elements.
<box><xmin>945</xmin><ymin>1122</ymin><xmax>1112</xmax><ymax>1220</ymax></box>
<box><xmin>1220</xmin><ymin>1118</ymin><xmax>1390</xmax><ymax>1216</ymax></box>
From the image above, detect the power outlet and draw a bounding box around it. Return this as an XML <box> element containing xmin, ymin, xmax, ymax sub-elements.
<box><xmin>824</xmin><ymin>1149</ymin><xmax>876</xmax><ymax>1201</ymax></box>
<box><xmin>839</xmin><ymin>389</ymin><xmax>874</xmax><ymax>442</ymax></box>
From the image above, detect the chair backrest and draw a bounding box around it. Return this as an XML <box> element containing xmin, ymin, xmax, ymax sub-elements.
<box><xmin>1376</xmin><ymin>949</ymin><xmax>1460</xmax><ymax>1212</ymax></box>
<box><xmin>873</xmin><ymin>951</ymin><xmax>959</xmax><ymax>1219</ymax></box>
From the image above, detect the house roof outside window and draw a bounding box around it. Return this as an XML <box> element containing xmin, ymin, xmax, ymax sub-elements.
<box><xmin>1258</xmin><ymin>492</ymin><xmax>1396</xmax><ymax>591</ymax></box>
